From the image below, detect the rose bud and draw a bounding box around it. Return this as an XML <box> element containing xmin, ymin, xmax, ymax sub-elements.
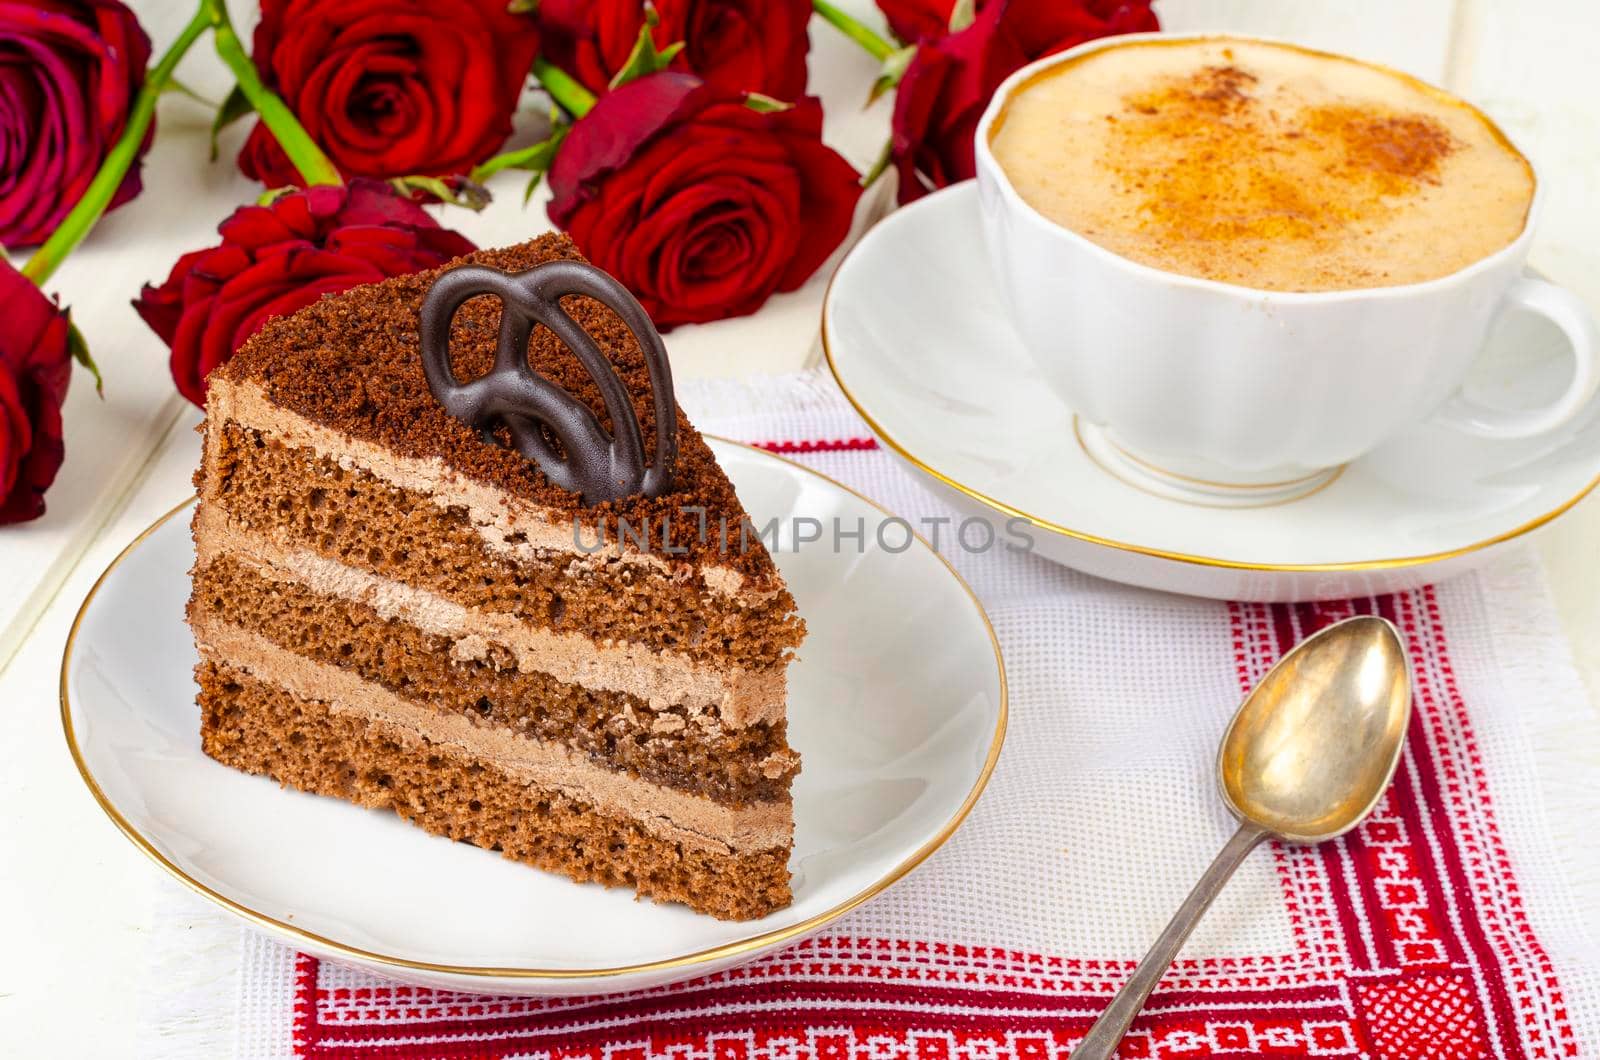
<box><xmin>135</xmin><ymin>180</ymin><xmax>475</xmax><ymax>407</ymax></box>
<box><xmin>891</xmin><ymin>0</ymin><xmax>1157</xmax><ymax>203</ymax></box>
<box><xmin>540</xmin><ymin>0</ymin><xmax>812</xmax><ymax>100</ymax></box>
<box><xmin>547</xmin><ymin>72</ymin><xmax>862</xmax><ymax>329</ymax></box>
<box><xmin>0</xmin><ymin>261</ymin><xmax>73</xmax><ymax>524</ymax></box>
<box><xmin>0</xmin><ymin>0</ymin><xmax>152</xmax><ymax>248</ymax></box>
<box><xmin>236</xmin><ymin>0</ymin><xmax>539</xmax><ymax>186</ymax></box>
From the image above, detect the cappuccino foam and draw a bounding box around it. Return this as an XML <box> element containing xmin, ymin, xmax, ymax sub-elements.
<box><xmin>988</xmin><ymin>38</ymin><xmax>1535</xmax><ymax>291</ymax></box>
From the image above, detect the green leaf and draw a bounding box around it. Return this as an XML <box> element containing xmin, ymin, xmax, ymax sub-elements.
<box><xmin>163</xmin><ymin>77</ymin><xmax>216</xmax><ymax>107</ymax></box>
<box><xmin>517</xmin><ymin>127</ymin><xmax>568</xmax><ymax>204</ymax></box>
<box><xmin>868</xmin><ymin>44</ymin><xmax>917</xmax><ymax>106</ymax></box>
<box><xmin>947</xmin><ymin>0</ymin><xmax>976</xmax><ymax>33</ymax></box>
<box><xmin>522</xmin><ymin>168</ymin><xmax>549</xmax><ymax>206</ymax></box>
<box><xmin>256</xmin><ymin>186</ymin><xmax>296</xmax><ymax>207</ymax></box>
<box><xmin>389</xmin><ymin>175</ymin><xmax>493</xmax><ymax>212</ymax></box>
<box><xmin>608</xmin><ymin>8</ymin><xmax>685</xmax><ymax>91</ymax></box>
<box><xmin>471</xmin><ymin>122</ymin><xmax>569</xmax><ymax>188</ymax></box>
<box><xmin>209</xmin><ymin>83</ymin><xmax>252</xmax><ymax>162</ymax></box>
<box><xmin>744</xmin><ymin>92</ymin><xmax>794</xmax><ymax>114</ymax></box>
<box><xmin>506</xmin><ymin>0</ymin><xmax>538</xmax><ymax>12</ymax></box>
<box><xmin>64</xmin><ymin>315</ymin><xmax>103</xmax><ymax>396</ymax></box>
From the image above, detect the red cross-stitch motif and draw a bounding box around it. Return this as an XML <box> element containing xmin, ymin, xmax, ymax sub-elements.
<box><xmin>1353</xmin><ymin>972</ymin><xmax>1489</xmax><ymax>1059</ymax></box>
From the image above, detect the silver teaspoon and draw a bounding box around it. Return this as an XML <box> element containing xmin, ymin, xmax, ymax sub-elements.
<box><xmin>1074</xmin><ymin>615</ymin><xmax>1412</xmax><ymax>1060</ymax></box>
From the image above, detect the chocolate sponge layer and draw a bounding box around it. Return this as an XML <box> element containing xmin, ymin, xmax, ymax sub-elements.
<box><xmin>190</xmin><ymin>555</ymin><xmax>799</xmax><ymax>805</ymax></box>
<box><xmin>197</xmin><ymin>660</ymin><xmax>793</xmax><ymax>922</ymax></box>
<box><xmin>208</xmin><ymin>420</ymin><xmax>804</xmax><ymax>671</ymax></box>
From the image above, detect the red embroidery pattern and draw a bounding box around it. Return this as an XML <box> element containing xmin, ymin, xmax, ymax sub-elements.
<box><xmin>751</xmin><ymin>438</ymin><xmax>880</xmax><ymax>454</ymax></box>
<box><xmin>285</xmin><ymin>443</ymin><xmax>1575</xmax><ymax>1060</ymax></box>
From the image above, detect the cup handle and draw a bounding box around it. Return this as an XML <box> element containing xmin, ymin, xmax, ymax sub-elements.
<box><xmin>1433</xmin><ymin>276</ymin><xmax>1600</xmax><ymax>439</ymax></box>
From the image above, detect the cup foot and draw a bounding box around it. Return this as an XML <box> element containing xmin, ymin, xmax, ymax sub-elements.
<box><xmin>1075</xmin><ymin>419</ymin><xmax>1344</xmax><ymax>508</ymax></box>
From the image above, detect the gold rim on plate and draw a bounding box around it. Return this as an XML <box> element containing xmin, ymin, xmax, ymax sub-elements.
<box><xmin>819</xmin><ymin>225</ymin><xmax>1600</xmax><ymax>574</ymax></box>
<box><xmin>59</xmin><ymin>437</ymin><xmax>1007</xmax><ymax>982</ymax></box>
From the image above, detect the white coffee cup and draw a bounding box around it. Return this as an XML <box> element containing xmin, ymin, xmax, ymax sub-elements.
<box><xmin>973</xmin><ymin>33</ymin><xmax>1600</xmax><ymax>502</ymax></box>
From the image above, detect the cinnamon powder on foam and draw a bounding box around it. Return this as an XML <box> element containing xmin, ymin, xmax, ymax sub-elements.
<box><xmin>989</xmin><ymin>39</ymin><xmax>1533</xmax><ymax>291</ymax></box>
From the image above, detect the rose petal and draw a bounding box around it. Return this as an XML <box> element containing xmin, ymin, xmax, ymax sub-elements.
<box><xmin>138</xmin><ymin>181</ymin><xmax>476</xmax><ymax>408</ymax></box>
<box><xmin>0</xmin><ymin>258</ymin><xmax>71</xmax><ymax>522</ymax></box>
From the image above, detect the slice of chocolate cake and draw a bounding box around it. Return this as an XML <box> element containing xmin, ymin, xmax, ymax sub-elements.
<box><xmin>189</xmin><ymin>234</ymin><xmax>805</xmax><ymax>921</ymax></box>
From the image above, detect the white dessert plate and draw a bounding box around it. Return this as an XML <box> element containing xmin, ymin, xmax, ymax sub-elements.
<box><xmin>824</xmin><ymin>181</ymin><xmax>1600</xmax><ymax>602</ymax></box>
<box><xmin>61</xmin><ymin>439</ymin><xmax>1005</xmax><ymax>996</ymax></box>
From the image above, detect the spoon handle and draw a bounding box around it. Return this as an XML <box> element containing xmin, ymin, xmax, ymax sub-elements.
<box><xmin>1073</xmin><ymin>822</ymin><xmax>1269</xmax><ymax>1060</ymax></box>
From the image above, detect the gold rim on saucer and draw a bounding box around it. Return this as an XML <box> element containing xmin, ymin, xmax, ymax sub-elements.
<box><xmin>820</xmin><ymin>271</ymin><xmax>1600</xmax><ymax>573</ymax></box>
<box><xmin>59</xmin><ymin>438</ymin><xmax>1008</xmax><ymax>982</ymax></box>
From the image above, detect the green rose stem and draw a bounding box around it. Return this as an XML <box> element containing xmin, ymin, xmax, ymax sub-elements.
<box><xmin>20</xmin><ymin>7</ymin><xmax>211</xmax><ymax>286</ymax></box>
<box><xmin>202</xmin><ymin>0</ymin><xmax>340</xmax><ymax>187</ymax></box>
<box><xmin>531</xmin><ymin>58</ymin><xmax>597</xmax><ymax>119</ymax></box>
<box><xmin>812</xmin><ymin>0</ymin><xmax>896</xmax><ymax>61</ymax></box>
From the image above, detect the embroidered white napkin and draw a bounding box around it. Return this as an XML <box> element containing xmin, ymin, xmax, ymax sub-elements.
<box><xmin>135</xmin><ymin>372</ymin><xmax>1600</xmax><ymax>1060</ymax></box>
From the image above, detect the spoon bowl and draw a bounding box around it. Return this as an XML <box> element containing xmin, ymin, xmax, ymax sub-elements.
<box><xmin>1219</xmin><ymin>615</ymin><xmax>1413</xmax><ymax>843</ymax></box>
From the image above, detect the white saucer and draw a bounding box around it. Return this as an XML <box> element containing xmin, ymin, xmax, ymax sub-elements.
<box><xmin>60</xmin><ymin>439</ymin><xmax>1005</xmax><ymax>996</ymax></box>
<box><xmin>824</xmin><ymin>182</ymin><xmax>1600</xmax><ymax>601</ymax></box>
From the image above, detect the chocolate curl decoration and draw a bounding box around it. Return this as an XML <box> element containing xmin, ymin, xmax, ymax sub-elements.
<box><xmin>418</xmin><ymin>261</ymin><xmax>678</xmax><ymax>505</ymax></box>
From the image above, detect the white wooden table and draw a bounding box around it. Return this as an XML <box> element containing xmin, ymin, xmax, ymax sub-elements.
<box><xmin>2</xmin><ymin>1</ymin><xmax>1596</xmax><ymax>1053</ymax></box>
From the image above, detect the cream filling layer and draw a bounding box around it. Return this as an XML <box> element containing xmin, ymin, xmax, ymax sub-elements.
<box><xmin>194</xmin><ymin>504</ymin><xmax>786</xmax><ymax>728</ymax></box>
<box><xmin>204</xmin><ymin>376</ymin><xmax>776</xmax><ymax>603</ymax></box>
<box><xmin>194</xmin><ymin>618</ymin><xmax>793</xmax><ymax>856</ymax></box>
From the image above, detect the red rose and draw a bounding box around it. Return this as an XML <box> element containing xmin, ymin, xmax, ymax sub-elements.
<box><xmin>881</xmin><ymin>0</ymin><xmax>1156</xmax><ymax>46</ymax></box>
<box><xmin>0</xmin><ymin>261</ymin><xmax>72</xmax><ymax>524</ymax></box>
<box><xmin>547</xmin><ymin>72</ymin><xmax>861</xmax><ymax>329</ymax></box>
<box><xmin>876</xmin><ymin>0</ymin><xmax>953</xmax><ymax>43</ymax></box>
<box><xmin>135</xmin><ymin>181</ymin><xmax>475</xmax><ymax>407</ymax></box>
<box><xmin>998</xmin><ymin>0</ymin><xmax>1158</xmax><ymax>58</ymax></box>
<box><xmin>236</xmin><ymin>0</ymin><xmax>539</xmax><ymax>187</ymax></box>
<box><xmin>540</xmin><ymin>0</ymin><xmax>811</xmax><ymax>100</ymax></box>
<box><xmin>0</xmin><ymin>0</ymin><xmax>151</xmax><ymax>248</ymax></box>
<box><xmin>891</xmin><ymin>0</ymin><xmax>1157</xmax><ymax>203</ymax></box>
